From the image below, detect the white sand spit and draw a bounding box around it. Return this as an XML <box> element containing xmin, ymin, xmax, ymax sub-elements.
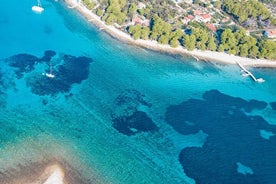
<box><xmin>43</xmin><ymin>165</ymin><xmax>64</xmax><ymax>184</ymax></box>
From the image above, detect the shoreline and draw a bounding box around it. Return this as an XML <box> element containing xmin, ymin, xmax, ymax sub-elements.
<box><xmin>0</xmin><ymin>134</ymin><xmax>106</xmax><ymax>184</ymax></box>
<box><xmin>0</xmin><ymin>159</ymin><xmax>88</xmax><ymax>184</ymax></box>
<box><xmin>64</xmin><ymin>0</ymin><xmax>276</xmax><ymax>68</ymax></box>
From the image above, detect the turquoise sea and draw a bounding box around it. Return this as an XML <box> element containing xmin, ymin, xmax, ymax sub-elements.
<box><xmin>1</xmin><ymin>0</ymin><xmax>276</xmax><ymax>183</ymax></box>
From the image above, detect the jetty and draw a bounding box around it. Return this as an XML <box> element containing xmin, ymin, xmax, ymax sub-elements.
<box><xmin>192</xmin><ymin>55</ymin><xmax>199</xmax><ymax>61</ymax></box>
<box><xmin>68</xmin><ymin>4</ymin><xmax>77</xmax><ymax>9</ymax></box>
<box><xmin>236</xmin><ymin>61</ymin><xmax>265</xmax><ymax>83</ymax></box>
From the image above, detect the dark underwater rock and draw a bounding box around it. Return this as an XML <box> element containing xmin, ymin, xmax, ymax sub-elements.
<box><xmin>165</xmin><ymin>90</ymin><xmax>276</xmax><ymax>184</ymax></box>
<box><xmin>27</xmin><ymin>54</ymin><xmax>93</xmax><ymax>96</ymax></box>
<box><xmin>5</xmin><ymin>54</ymin><xmax>39</xmax><ymax>78</ymax></box>
<box><xmin>112</xmin><ymin>111</ymin><xmax>158</xmax><ymax>136</ymax></box>
<box><xmin>40</xmin><ymin>50</ymin><xmax>56</xmax><ymax>62</ymax></box>
<box><xmin>270</xmin><ymin>102</ymin><xmax>276</xmax><ymax>110</ymax></box>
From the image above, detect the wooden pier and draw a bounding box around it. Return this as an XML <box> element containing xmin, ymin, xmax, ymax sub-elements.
<box><xmin>236</xmin><ymin>61</ymin><xmax>265</xmax><ymax>83</ymax></box>
<box><xmin>192</xmin><ymin>55</ymin><xmax>199</xmax><ymax>61</ymax></box>
<box><xmin>68</xmin><ymin>4</ymin><xmax>77</xmax><ymax>9</ymax></box>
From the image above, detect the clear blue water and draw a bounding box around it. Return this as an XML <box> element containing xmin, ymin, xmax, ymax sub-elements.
<box><xmin>0</xmin><ymin>0</ymin><xmax>276</xmax><ymax>183</ymax></box>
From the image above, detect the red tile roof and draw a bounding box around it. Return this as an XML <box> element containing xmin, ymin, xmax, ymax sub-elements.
<box><xmin>187</xmin><ymin>15</ymin><xmax>194</xmax><ymax>20</ymax></box>
<box><xmin>201</xmin><ymin>14</ymin><xmax>211</xmax><ymax>19</ymax></box>
<box><xmin>194</xmin><ymin>10</ymin><xmax>202</xmax><ymax>15</ymax></box>
<box><xmin>266</xmin><ymin>29</ymin><xmax>276</xmax><ymax>36</ymax></box>
<box><xmin>206</xmin><ymin>23</ymin><xmax>216</xmax><ymax>32</ymax></box>
<box><xmin>132</xmin><ymin>15</ymin><xmax>149</xmax><ymax>26</ymax></box>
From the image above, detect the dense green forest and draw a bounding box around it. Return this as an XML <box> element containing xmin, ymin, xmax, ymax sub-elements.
<box><xmin>84</xmin><ymin>0</ymin><xmax>276</xmax><ymax>60</ymax></box>
<box><xmin>221</xmin><ymin>0</ymin><xmax>276</xmax><ymax>25</ymax></box>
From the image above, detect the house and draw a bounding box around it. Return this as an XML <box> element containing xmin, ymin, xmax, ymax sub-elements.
<box><xmin>200</xmin><ymin>14</ymin><xmax>211</xmax><ymax>22</ymax></box>
<box><xmin>205</xmin><ymin>23</ymin><xmax>216</xmax><ymax>32</ymax></box>
<box><xmin>264</xmin><ymin>29</ymin><xmax>276</xmax><ymax>38</ymax></box>
<box><xmin>182</xmin><ymin>15</ymin><xmax>194</xmax><ymax>24</ymax></box>
<box><xmin>194</xmin><ymin>10</ymin><xmax>202</xmax><ymax>16</ymax></box>
<box><xmin>132</xmin><ymin>14</ymin><xmax>149</xmax><ymax>26</ymax></box>
<box><xmin>196</xmin><ymin>14</ymin><xmax>211</xmax><ymax>23</ymax></box>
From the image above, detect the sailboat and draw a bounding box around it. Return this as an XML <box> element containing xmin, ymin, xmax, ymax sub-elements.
<box><xmin>32</xmin><ymin>0</ymin><xmax>44</xmax><ymax>13</ymax></box>
<box><xmin>42</xmin><ymin>64</ymin><xmax>55</xmax><ymax>78</ymax></box>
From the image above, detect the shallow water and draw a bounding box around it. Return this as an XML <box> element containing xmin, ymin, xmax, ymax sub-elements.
<box><xmin>0</xmin><ymin>1</ymin><xmax>276</xmax><ymax>183</ymax></box>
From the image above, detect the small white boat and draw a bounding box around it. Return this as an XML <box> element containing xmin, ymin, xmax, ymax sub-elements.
<box><xmin>42</xmin><ymin>64</ymin><xmax>55</xmax><ymax>78</ymax></box>
<box><xmin>45</xmin><ymin>73</ymin><xmax>55</xmax><ymax>78</ymax></box>
<box><xmin>42</xmin><ymin>72</ymin><xmax>55</xmax><ymax>78</ymax></box>
<box><xmin>32</xmin><ymin>0</ymin><xmax>44</xmax><ymax>13</ymax></box>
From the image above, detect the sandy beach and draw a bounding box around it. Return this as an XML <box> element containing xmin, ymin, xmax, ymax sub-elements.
<box><xmin>0</xmin><ymin>159</ymin><xmax>88</xmax><ymax>184</ymax></box>
<box><xmin>64</xmin><ymin>0</ymin><xmax>276</xmax><ymax>68</ymax></box>
<box><xmin>0</xmin><ymin>134</ymin><xmax>104</xmax><ymax>184</ymax></box>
